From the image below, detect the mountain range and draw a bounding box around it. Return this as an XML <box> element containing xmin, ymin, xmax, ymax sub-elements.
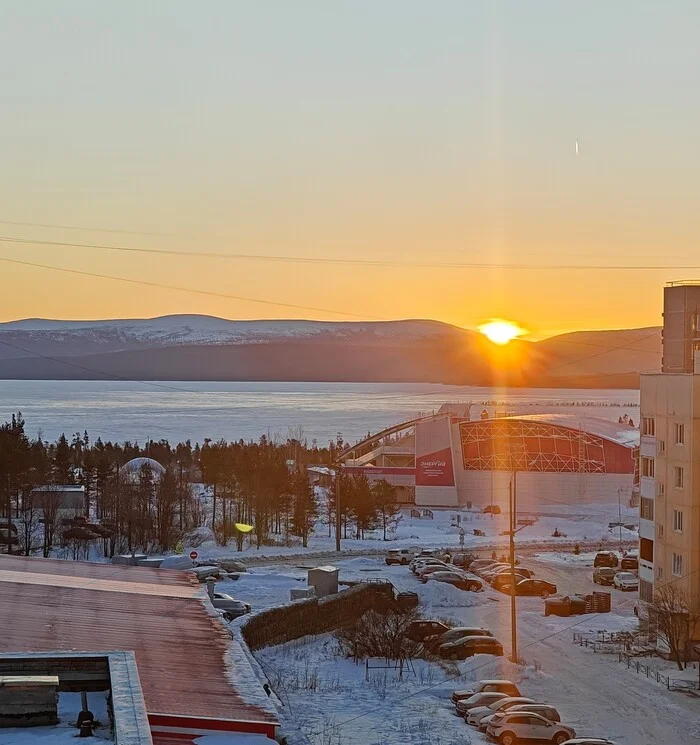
<box><xmin>0</xmin><ymin>315</ymin><xmax>662</xmax><ymax>388</ymax></box>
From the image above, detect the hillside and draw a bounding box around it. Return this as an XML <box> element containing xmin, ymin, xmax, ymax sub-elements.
<box><xmin>0</xmin><ymin>315</ymin><xmax>662</xmax><ymax>387</ymax></box>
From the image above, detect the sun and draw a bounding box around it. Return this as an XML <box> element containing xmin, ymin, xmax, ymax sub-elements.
<box><xmin>478</xmin><ymin>319</ymin><xmax>526</xmax><ymax>345</ymax></box>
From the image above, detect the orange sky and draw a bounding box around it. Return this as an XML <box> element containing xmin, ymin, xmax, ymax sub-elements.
<box><xmin>1</xmin><ymin>3</ymin><xmax>698</xmax><ymax>338</ymax></box>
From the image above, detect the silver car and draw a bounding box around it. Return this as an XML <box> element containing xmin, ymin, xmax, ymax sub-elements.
<box><xmin>454</xmin><ymin>690</ymin><xmax>508</xmax><ymax>717</ymax></box>
<box><xmin>487</xmin><ymin>711</ymin><xmax>575</xmax><ymax>745</ymax></box>
<box><xmin>212</xmin><ymin>592</ymin><xmax>251</xmax><ymax>619</ymax></box>
<box><xmin>479</xmin><ymin>703</ymin><xmax>561</xmax><ymax>732</ymax></box>
<box><xmin>466</xmin><ymin>696</ymin><xmax>535</xmax><ymax>725</ymax></box>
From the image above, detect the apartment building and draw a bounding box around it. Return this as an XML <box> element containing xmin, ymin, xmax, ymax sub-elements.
<box><xmin>639</xmin><ymin>283</ymin><xmax>700</xmax><ymax>639</ymax></box>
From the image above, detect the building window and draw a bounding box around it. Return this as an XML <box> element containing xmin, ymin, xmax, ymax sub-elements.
<box><xmin>639</xmin><ymin>579</ymin><xmax>654</xmax><ymax>602</ymax></box>
<box><xmin>657</xmin><ymin>522</ymin><xmax>664</xmax><ymax>539</ymax></box>
<box><xmin>658</xmin><ymin>439</ymin><xmax>665</xmax><ymax>455</ymax></box>
<box><xmin>640</xmin><ymin>497</ymin><xmax>655</xmax><ymax>521</ymax></box>
<box><xmin>674</xmin><ymin>423</ymin><xmax>685</xmax><ymax>445</ymax></box>
<box><xmin>657</xmin><ymin>566</ymin><xmax>664</xmax><ymax>581</ymax></box>
<box><xmin>673</xmin><ymin>509</ymin><xmax>683</xmax><ymax>532</ymax></box>
<box><xmin>640</xmin><ymin>537</ymin><xmax>654</xmax><ymax>562</ymax></box>
<box><xmin>641</xmin><ymin>457</ymin><xmax>655</xmax><ymax>478</ymax></box>
<box><xmin>672</xmin><ymin>553</ymin><xmax>683</xmax><ymax>577</ymax></box>
<box><xmin>674</xmin><ymin>466</ymin><xmax>684</xmax><ymax>489</ymax></box>
<box><xmin>657</xmin><ymin>481</ymin><xmax>665</xmax><ymax>497</ymax></box>
<box><xmin>641</xmin><ymin>417</ymin><xmax>655</xmax><ymax>436</ymax></box>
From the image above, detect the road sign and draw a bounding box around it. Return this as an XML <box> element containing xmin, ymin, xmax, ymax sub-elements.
<box><xmin>189</xmin><ymin>550</ymin><xmax>198</xmax><ymax>561</ymax></box>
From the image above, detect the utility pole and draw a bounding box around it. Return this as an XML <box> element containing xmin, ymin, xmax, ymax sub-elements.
<box><xmin>509</xmin><ymin>472</ymin><xmax>518</xmax><ymax>663</ymax></box>
<box><xmin>334</xmin><ymin>468</ymin><xmax>341</xmax><ymax>552</ymax></box>
<box><xmin>617</xmin><ymin>488</ymin><xmax>623</xmax><ymax>554</ymax></box>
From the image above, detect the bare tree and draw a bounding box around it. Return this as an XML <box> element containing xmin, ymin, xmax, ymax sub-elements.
<box><xmin>34</xmin><ymin>487</ymin><xmax>63</xmax><ymax>558</ymax></box>
<box><xmin>648</xmin><ymin>583</ymin><xmax>700</xmax><ymax>670</ymax></box>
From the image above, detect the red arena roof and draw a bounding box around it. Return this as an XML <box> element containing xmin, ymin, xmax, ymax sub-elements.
<box><xmin>0</xmin><ymin>555</ymin><xmax>278</xmax><ymax>740</ymax></box>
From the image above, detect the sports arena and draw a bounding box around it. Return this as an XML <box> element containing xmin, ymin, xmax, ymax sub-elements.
<box><xmin>338</xmin><ymin>408</ymin><xmax>640</xmax><ymax>512</ymax></box>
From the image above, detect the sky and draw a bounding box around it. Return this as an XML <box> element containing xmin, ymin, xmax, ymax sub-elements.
<box><xmin>1</xmin><ymin>1</ymin><xmax>700</xmax><ymax>338</ymax></box>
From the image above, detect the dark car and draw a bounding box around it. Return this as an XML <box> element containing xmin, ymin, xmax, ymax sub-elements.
<box><xmin>452</xmin><ymin>552</ymin><xmax>477</xmax><ymax>569</ymax></box>
<box><xmin>438</xmin><ymin>635</ymin><xmax>504</xmax><ymax>660</ymax></box>
<box><xmin>593</xmin><ymin>567</ymin><xmax>617</xmax><ymax>586</ymax></box>
<box><xmin>620</xmin><ymin>556</ymin><xmax>639</xmax><ymax>572</ymax></box>
<box><xmin>405</xmin><ymin>620</ymin><xmax>449</xmax><ymax>642</ymax></box>
<box><xmin>425</xmin><ymin>626</ymin><xmax>494</xmax><ymax>652</ymax></box>
<box><xmin>490</xmin><ymin>565</ymin><xmax>534</xmax><ymax>579</ymax></box>
<box><xmin>492</xmin><ymin>572</ymin><xmax>531</xmax><ymax>591</ymax></box>
<box><xmin>501</xmin><ymin>578</ymin><xmax>557</xmax><ymax>597</ymax></box>
<box><xmin>423</xmin><ymin>570</ymin><xmax>483</xmax><ymax>592</ymax></box>
<box><xmin>594</xmin><ymin>551</ymin><xmax>619</xmax><ymax>568</ymax></box>
<box><xmin>544</xmin><ymin>595</ymin><xmax>587</xmax><ymax>617</ymax></box>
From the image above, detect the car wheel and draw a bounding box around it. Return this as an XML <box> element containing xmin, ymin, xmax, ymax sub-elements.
<box><xmin>541</xmin><ymin>590</ymin><xmax>550</xmax><ymax>598</ymax></box>
<box><xmin>499</xmin><ymin>732</ymin><xmax>517</xmax><ymax>745</ymax></box>
<box><xmin>553</xmin><ymin>733</ymin><xmax>569</xmax><ymax>745</ymax></box>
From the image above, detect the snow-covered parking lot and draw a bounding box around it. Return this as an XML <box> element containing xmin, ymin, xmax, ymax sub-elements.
<box><xmin>221</xmin><ymin>556</ymin><xmax>700</xmax><ymax>745</ymax></box>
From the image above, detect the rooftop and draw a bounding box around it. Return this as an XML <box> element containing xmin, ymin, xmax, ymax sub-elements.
<box><xmin>490</xmin><ymin>414</ymin><xmax>640</xmax><ymax>448</ymax></box>
<box><xmin>0</xmin><ymin>556</ymin><xmax>277</xmax><ymax>736</ymax></box>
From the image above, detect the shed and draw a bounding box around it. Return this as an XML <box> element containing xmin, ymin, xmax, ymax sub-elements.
<box><xmin>307</xmin><ymin>566</ymin><xmax>339</xmax><ymax>598</ymax></box>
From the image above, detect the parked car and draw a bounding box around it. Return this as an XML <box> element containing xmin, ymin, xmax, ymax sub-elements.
<box><xmin>594</xmin><ymin>551</ymin><xmax>619</xmax><ymax>568</ymax></box>
<box><xmin>423</xmin><ymin>570</ymin><xmax>483</xmax><ymax>592</ymax></box>
<box><xmin>469</xmin><ymin>559</ymin><xmax>502</xmax><ymax>573</ymax></box>
<box><xmin>620</xmin><ymin>555</ymin><xmax>639</xmax><ymax>572</ymax></box>
<box><xmin>492</xmin><ymin>571</ymin><xmax>532</xmax><ymax>591</ymax></box>
<box><xmin>490</xmin><ymin>565</ymin><xmax>534</xmax><ymax>579</ymax></box>
<box><xmin>544</xmin><ymin>595</ymin><xmax>587</xmax><ymax>617</ymax></box>
<box><xmin>405</xmin><ymin>620</ymin><xmax>450</xmax><ymax>642</ymax></box>
<box><xmin>478</xmin><ymin>703</ymin><xmax>561</xmax><ymax>733</ymax></box>
<box><xmin>613</xmin><ymin>571</ymin><xmax>639</xmax><ymax>591</ymax></box>
<box><xmin>453</xmin><ymin>691</ymin><xmax>509</xmax><ymax>716</ymax></box>
<box><xmin>486</xmin><ymin>711</ymin><xmax>576</xmax><ymax>745</ymax></box>
<box><xmin>438</xmin><ymin>635</ymin><xmax>504</xmax><ymax>660</ymax></box>
<box><xmin>451</xmin><ymin>680</ymin><xmax>521</xmax><ymax>704</ymax></box>
<box><xmin>426</xmin><ymin>627</ymin><xmax>493</xmax><ymax>653</ymax></box>
<box><xmin>558</xmin><ymin>739</ymin><xmax>616</xmax><ymax>745</ymax></box>
<box><xmin>411</xmin><ymin>557</ymin><xmax>449</xmax><ymax>574</ymax></box>
<box><xmin>211</xmin><ymin>593</ymin><xmax>251</xmax><ymax>619</ymax></box>
<box><xmin>593</xmin><ymin>567</ymin><xmax>617</xmax><ymax>586</ymax></box>
<box><xmin>465</xmin><ymin>696</ymin><xmax>536</xmax><ymax>726</ymax></box>
<box><xmin>483</xmin><ymin>504</ymin><xmax>502</xmax><ymax>514</ymax></box>
<box><xmin>452</xmin><ymin>552</ymin><xmax>476</xmax><ymax>569</ymax></box>
<box><xmin>500</xmin><ymin>578</ymin><xmax>558</xmax><ymax>597</ymax></box>
<box><xmin>480</xmin><ymin>564</ymin><xmax>512</xmax><ymax>581</ymax></box>
<box><xmin>416</xmin><ymin>563</ymin><xmax>454</xmax><ymax>579</ymax></box>
<box><xmin>385</xmin><ymin>548</ymin><xmax>414</xmax><ymax>565</ymax></box>
<box><xmin>413</xmin><ymin>548</ymin><xmax>451</xmax><ymax>563</ymax></box>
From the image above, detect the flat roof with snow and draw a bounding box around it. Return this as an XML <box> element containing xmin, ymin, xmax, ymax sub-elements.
<box><xmin>0</xmin><ymin>555</ymin><xmax>278</xmax><ymax>742</ymax></box>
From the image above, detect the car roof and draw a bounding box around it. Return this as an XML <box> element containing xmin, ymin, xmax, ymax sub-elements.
<box><xmin>450</xmin><ymin>635</ymin><xmax>497</xmax><ymax>644</ymax></box>
<box><xmin>503</xmin><ymin>710</ymin><xmax>550</xmax><ymax>722</ymax></box>
<box><xmin>478</xmin><ymin>679</ymin><xmax>516</xmax><ymax>685</ymax></box>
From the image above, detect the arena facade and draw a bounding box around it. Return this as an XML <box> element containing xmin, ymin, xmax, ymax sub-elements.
<box><xmin>339</xmin><ymin>410</ymin><xmax>640</xmax><ymax>512</ymax></box>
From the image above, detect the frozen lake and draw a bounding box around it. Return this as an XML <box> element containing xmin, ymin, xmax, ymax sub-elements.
<box><xmin>0</xmin><ymin>380</ymin><xmax>639</xmax><ymax>446</ymax></box>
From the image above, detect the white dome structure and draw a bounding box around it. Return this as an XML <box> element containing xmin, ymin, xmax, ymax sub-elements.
<box><xmin>121</xmin><ymin>457</ymin><xmax>166</xmax><ymax>483</ymax></box>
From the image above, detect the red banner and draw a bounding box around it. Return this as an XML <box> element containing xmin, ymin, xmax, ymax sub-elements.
<box><xmin>416</xmin><ymin>446</ymin><xmax>455</xmax><ymax>486</ymax></box>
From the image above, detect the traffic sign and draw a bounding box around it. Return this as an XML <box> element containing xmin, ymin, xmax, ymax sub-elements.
<box><xmin>189</xmin><ymin>550</ymin><xmax>198</xmax><ymax>561</ymax></box>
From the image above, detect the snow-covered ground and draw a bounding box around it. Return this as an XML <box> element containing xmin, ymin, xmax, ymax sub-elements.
<box><xmin>227</xmin><ymin>556</ymin><xmax>700</xmax><ymax>745</ymax></box>
<box><xmin>2</xmin><ymin>691</ymin><xmax>111</xmax><ymax>745</ymax></box>
<box><xmin>188</xmin><ymin>501</ymin><xmax>638</xmax><ymax>565</ymax></box>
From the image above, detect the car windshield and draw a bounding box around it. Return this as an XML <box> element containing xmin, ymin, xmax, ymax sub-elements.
<box><xmin>618</xmin><ymin>573</ymin><xmax>637</xmax><ymax>580</ymax></box>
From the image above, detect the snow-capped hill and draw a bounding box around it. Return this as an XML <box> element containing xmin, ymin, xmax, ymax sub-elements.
<box><xmin>0</xmin><ymin>314</ymin><xmax>471</xmax><ymax>353</ymax></box>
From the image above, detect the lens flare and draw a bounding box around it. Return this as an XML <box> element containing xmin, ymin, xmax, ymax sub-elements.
<box><xmin>478</xmin><ymin>320</ymin><xmax>526</xmax><ymax>345</ymax></box>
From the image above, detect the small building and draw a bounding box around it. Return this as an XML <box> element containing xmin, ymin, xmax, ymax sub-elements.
<box><xmin>27</xmin><ymin>485</ymin><xmax>85</xmax><ymax>517</ymax></box>
<box><xmin>308</xmin><ymin>566</ymin><xmax>339</xmax><ymax>598</ymax></box>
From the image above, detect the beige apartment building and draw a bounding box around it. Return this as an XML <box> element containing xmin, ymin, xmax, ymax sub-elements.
<box><xmin>639</xmin><ymin>283</ymin><xmax>700</xmax><ymax>639</ymax></box>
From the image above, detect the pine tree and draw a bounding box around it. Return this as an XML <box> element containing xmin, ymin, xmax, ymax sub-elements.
<box><xmin>348</xmin><ymin>473</ymin><xmax>377</xmax><ymax>539</ymax></box>
<box><xmin>372</xmin><ymin>479</ymin><xmax>402</xmax><ymax>541</ymax></box>
<box><xmin>290</xmin><ymin>469</ymin><xmax>318</xmax><ymax>548</ymax></box>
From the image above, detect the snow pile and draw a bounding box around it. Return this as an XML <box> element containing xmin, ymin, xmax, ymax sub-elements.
<box><xmin>419</xmin><ymin>581</ymin><xmax>486</xmax><ymax>609</ymax></box>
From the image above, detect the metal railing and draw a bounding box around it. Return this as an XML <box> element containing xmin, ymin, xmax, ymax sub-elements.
<box><xmin>617</xmin><ymin>652</ymin><xmax>700</xmax><ymax>691</ymax></box>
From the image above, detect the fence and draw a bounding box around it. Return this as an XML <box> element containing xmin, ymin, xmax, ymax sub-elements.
<box><xmin>617</xmin><ymin>653</ymin><xmax>700</xmax><ymax>691</ymax></box>
<box><xmin>572</xmin><ymin>631</ymin><xmax>634</xmax><ymax>653</ymax></box>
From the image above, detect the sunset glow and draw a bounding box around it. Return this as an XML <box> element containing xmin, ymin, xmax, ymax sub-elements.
<box><xmin>478</xmin><ymin>320</ymin><xmax>526</xmax><ymax>345</ymax></box>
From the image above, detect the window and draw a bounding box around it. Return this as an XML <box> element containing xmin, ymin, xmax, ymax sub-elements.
<box><xmin>657</xmin><ymin>522</ymin><xmax>664</xmax><ymax>539</ymax></box>
<box><xmin>641</xmin><ymin>457</ymin><xmax>655</xmax><ymax>478</ymax></box>
<box><xmin>675</xmin><ymin>423</ymin><xmax>685</xmax><ymax>445</ymax></box>
<box><xmin>641</xmin><ymin>417</ymin><xmax>655</xmax><ymax>436</ymax></box>
<box><xmin>657</xmin><ymin>566</ymin><xmax>664</xmax><ymax>581</ymax></box>
<box><xmin>658</xmin><ymin>439</ymin><xmax>665</xmax><ymax>455</ymax></box>
<box><xmin>640</xmin><ymin>579</ymin><xmax>653</xmax><ymax>602</ymax></box>
<box><xmin>657</xmin><ymin>481</ymin><xmax>665</xmax><ymax>497</ymax></box>
<box><xmin>672</xmin><ymin>553</ymin><xmax>683</xmax><ymax>577</ymax></box>
<box><xmin>673</xmin><ymin>509</ymin><xmax>684</xmax><ymax>532</ymax></box>
<box><xmin>640</xmin><ymin>497</ymin><xmax>654</xmax><ymax>521</ymax></box>
<box><xmin>640</xmin><ymin>537</ymin><xmax>653</xmax><ymax>562</ymax></box>
<box><xmin>674</xmin><ymin>466</ymin><xmax>684</xmax><ymax>488</ymax></box>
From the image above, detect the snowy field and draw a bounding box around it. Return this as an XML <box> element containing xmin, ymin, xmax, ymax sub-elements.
<box><xmin>189</xmin><ymin>501</ymin><xmax>639</xmax><ymax>564</ymax></box>
<box><xmin>223</xmin><ymin>556</ymin><xmax>700</xmax><ymax>745</ymax></box>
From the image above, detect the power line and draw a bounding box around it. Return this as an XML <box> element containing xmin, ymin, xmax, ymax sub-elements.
<box><xmin>3</xmin><ymin>234</ymin><xmax>700</xmax><ymax>271</ymax></box>
<box><xmin>0</xmin><ymin>220</ymin><xmax>170</xmax><ymax>237</ymax></box>
<box><xmin>0</xmin><ymin>255</ymin><xmax>377</xmax><ymax>320</ymax></box>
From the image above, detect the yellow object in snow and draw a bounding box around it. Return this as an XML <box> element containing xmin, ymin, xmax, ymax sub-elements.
<box><xmin>235</xmin><ymin>523</ymin><xmax>254</xmax><ymax>533</ymax></box>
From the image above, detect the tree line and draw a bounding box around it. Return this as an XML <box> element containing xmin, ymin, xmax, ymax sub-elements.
<box><xmin>0</xmin><ymin>413</ymin><xmax>402</xmax><ymax>558</ymax></box>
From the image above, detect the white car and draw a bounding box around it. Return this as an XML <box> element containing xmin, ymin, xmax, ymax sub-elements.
<box><xmin>613</xmin><ymin>571</ymin><xmax>639</xmax><ymax>591</ymax></box>
<box><xmin>466</xmin><ymin>696</ymin><xmax>535</xmax><ymax>726</ymax></box>
<box><xmin>211</xmin><ymin>592</ymin><xmax>251</xmax><ymax>619</ymax></box>
<box><xmin>486</xmin><ymin>711</ymin><xmax>576</xmax><ymax>745</ymax></box>
<box><xmin>415</xmin><ymin>562</ymin><xmax>452</xmax><ymax>578</ymax></box>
